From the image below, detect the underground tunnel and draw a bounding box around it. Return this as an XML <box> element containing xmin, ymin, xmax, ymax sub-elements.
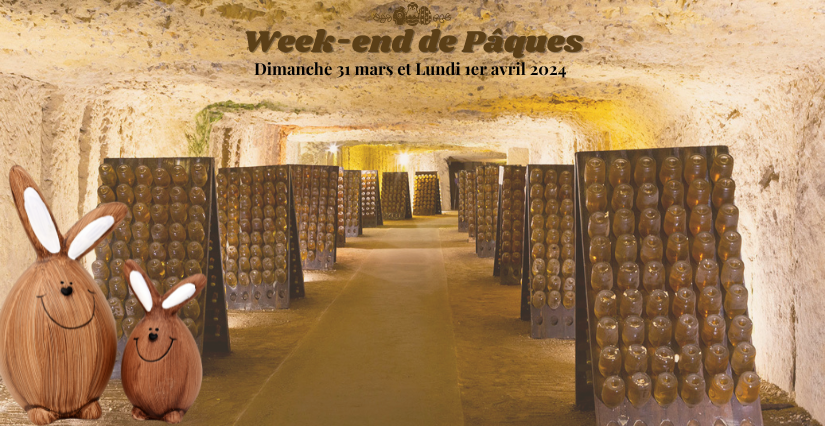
<box><xmin>0</xmin><ymin>0</ymin><xmax>823</xmax><ymax>425</ymax></box>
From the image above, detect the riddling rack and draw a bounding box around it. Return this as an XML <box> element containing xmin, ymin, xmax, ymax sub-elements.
<box><xmin>475</xmin><ymin>165</ymin><xmax>500</xmax><ymax>258</ymax></box>
<box><xmin>492</xmin><ymin>165</ymin><xmax>526</xmax><ymax>286</ymax></box>
<box><xmin>360</xmin><ymin>170</ymin><xmax>383</xmax><ymax>227</ymax></box>
<box><xmin>290</xmin><ymin>165</ymin><xmax>340</xmax><ymax>270</ymax></box>
<box><xmin>523</xmin><ymin>165</ymin><xmax>576</xmax><ymax>339</ymax></box>
<box><xmin>343</xmin><ymin>170</ymin><xmax>363</xmax><ymax>238</ymax></box>
<box><xmin>215</xmin><ymin>166</ymin><xmax>305</xmax><ymax>310</ymax></box>
<box><xmin>336</xmin><ymin>168</ymin><xmax>347</xmax><ymax>247</ymax></box>
<box><xmin>465</xmin><ymin>169</ymin><xmax>478</xmax><ymax>241</ymax></box>
<box><xmin>458</xmin><ymin>170</ymin><xmax>469</xmax><ymax>232</ymax></box>
<box><xmin>413</xmin><ymin>171</ymin><xmax>442</xmax><ymax>216</ymax></box>
<box><xmin>96</xmin><ymin>158</ymin><xmax>230</xmax><ymax>378</ymax></box>
<box><xmin>574</xmin><ymin>146</ymin><xmax>763</xmax><ymax>426</ymax></box>
<box><xmin>381</xmin><ymin>172</ymin><xmax>413</xmax><ymax>220</ymax></box>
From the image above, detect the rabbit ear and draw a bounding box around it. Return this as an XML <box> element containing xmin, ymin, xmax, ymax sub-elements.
<box><xmin>64</xmin><ymin>203</ymin><xmax>128</xmax><ymax>260</ymax></box>
<box><xmin>9</xmin><ymin>166</ymin><xmax>63</xmax><ymax>258</ymax></box>
<box><xmin>161</xmin><ymin>274</ymin><xmax>206</xmax><ymax>315</ymax></box>
<box><xmin>124</xmin><ymin>260</ymin><xmax>161</xmax><ymax>313</ymax></box>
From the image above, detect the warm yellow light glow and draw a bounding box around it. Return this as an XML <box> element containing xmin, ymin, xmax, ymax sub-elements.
<box><xmin>327</xmin><ymin>143</ymin><xmax>339</xmax><ymax>153</ymax></box>
<box><xmin>397</xmin><ymin>153</ymin><xmax>410</xmax><ymax>166</ymax></box>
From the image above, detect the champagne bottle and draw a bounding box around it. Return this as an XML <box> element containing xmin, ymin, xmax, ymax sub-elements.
<box><xmin>648</xmin><ymin>316</ymin><xmax>673</xmax><ymax>347</ymax></box>
<box><xmin>709</xmin><ymin>373</ymin><xmax>734</xmax><ymax>406</ymax></box>
<box><xmin>712</xmin><ymin>177</ymin><xmax>736</xmax><ymax>208</ymax></box>
<box><xmin>678</xmin><ymin>344</ymin><xmax>702</xmax><ymax>375</ymax></box>
<box><xmin>675</xmin><ymin>314</ymin><xmax>700</xmax><ymax>347</ymax></box>
<box><xmin>718</xmin><ymin>230</ymin><xmax>742</xmax><ymax>262</ymax></box>
<box><xmin>654</xmin><ymin>371</ymin><xmax>678</xmax><ymax>407</ymax></box>
<box><xmin>681</xmin><ymin>373</ymin><xmax>706</xmax><ymax>407</ymax></box>
<box><xmin>672</xmin><ymin>287</ymin><xmax>696</xmax><ymax>318</ymax></box>
<box><xmin>710</xmin><ymin>153</ymin><xmax>734</xmax><ymax>182</ymax></box>
<box><xmin>601</xmin><ymin>375</ymin><xmax>626</xmax><ymax>408</ymax></box>
<box><xmin>665</xmin><ymin>232</ymin><xmax>689</xmax><ymax>264</ymax></box>
<box><xmin>683</xmin><ymin>154</ymin><xmax>707</xmax><ymax>186</ymax></box>
<box><xmin>619</xmin><ymin>289</ymin><xmax>643</xmax><ymax>318</ymax></box>
<box><xmin>634</xmin><ymin>156</ymin><xmax>657</xmax><ymax>186</ymax></box>
<box><xmin>591</xmin><ymin>262</ymin><xmax>613</xmax><ymax>291</ymax></box>
<box><xmin>725</xmin><ymin>284</ymin><xmax>749</xmax><ymax>319</ymax></box>
<box><xmin>698</xmin><ymin>286</ymin><xmax>723</xmax><ymax>317</ymax></box>
<box><xmin>659</xmin><ymin>156</ymin><xmax>682</xmax><ymax>184</ymax></box>
<box><xmin>721</xmin><ymin>258</ymin><xmax>745</xmax><ymax>290</ymax></box>
<box><xmin>705</xmin><ymin>343</ymin><xmax>730</xmax><ymax>375</ymax></box>
<box><xmin>638</xmin><ymin>208</ymin><xmax>662</xmax><ymax>237</ymax></box>
<box><xmin>608</xmin><ymin>158</ymin><xmax>631</xmax><ymax>187</ymax></box>
<box><xmin>615</xmin><ymin>234</ymin><xmax>637</xmax><ymax>264</ymax></box>
<box><xmin>640</xmin><ymin>235</ymin><xmax>663</xmax><ymax>264</ymax></box>
<box><xmin>735</xmin><ymin>371</ymin><xmax>760</xmax><ymax>405</ymax></box>
<box><xmin>642</xmin><ymin>261</ymin><xmax>666</xmax><ymax>292</ymax></box>
<box><xmin>651</xmin><ymin>346</ymin><xmax>676</xmax><ymax>376</ymax></box>
<box><xmin>660</xmin><ymin>180</ymin><xmax>685</xmax><ymax>210</ymax></box>
<box><xmin>636</xmin><ymin>183</ymin><xmax>659</xmax><ymax>211</ymax></box>
<box><xmin>689</xmin><ymin>204</ymin><xmax>713</xmax><ymax>236</ymax></box>
<box><xmin>692</xmin><ymin>231</ymin><xmax>716</xmax><ymax>263</ymax></box>
<box><xmin>616</xmin><ymin>262</ymin><xmax>640</xmax><ymax>291</ymax></box>
<box><xmin>596</xmin><ymin>317</ymin><xmax>619</xmax><ymax>348</ymax></box>
<box><xmin>715</xmin><ymin>203</ymin><xmax>739</xmax><ymax>235</ymax></box>
<box><xmin>646</xmin><ymin>289</ymin><xmax>669</xmax><ymax>318</ymax></box>
<box><xmin>731</xmin><ymin>342</ymin><xmax>757</xmax><ymax>375</ymax></box>
<box><xmin>599</xmin><ymin>346</ymin><xmax>622</xmax><ymax>377</ymax></box>
<box><xmin>594</xmin><ymin>290</ymin><xmax>617</xmax><ymax>319</ymax></box>
<box><xmin>586</xmin><ymin>183</ymin><xmax>608</xmax><ymax>213</ymax></box>
<box><xmin>624</xmin><ymin>344</ymin><xmax>648</xmax><ymax>375</ymax></box>
<box><xmin>627</xmin><ymin>372</ymin><xmax>652</xmax><ymax>408</ymax></box>
<box><xmin>613</xmin><ymin>209</ymin><xmax>635</xmax><ymax>237</ymax></box>
<box><xmin>728</xmin><ymin>315</ymin><xmax>754</xmax><ymax>347</ymax></box>
<box><xmin>584</xmin><ymin>157</ymin><xmax>606</xmax><ymax>186</ymax></box>
<box><xmin>611</xmin><ymin>184</ymin><xmax>635</xmax><ymax>211</ymax></box>
<box><xmin>589</xmin><ymin>236</ymin><xmax>611</xmax><ymax>264</ymax></box>
<box><xmin>686</xmin><ymin>178</ymin><xmax>711</xmax><ymax>210</ymax></box>
<box><xmin>663</xmin><ymin>205</ymin><xmax>687</xmax><ymax>235</ymax></box>
<box><xmin>622</xmin><ymin>316</ymin><xmax>645</xmax><ymax>347</ymax></box>
<box><xmin>702</xmin><ymin>314</ymin><xmax>726</xmax><ymax>345</ymax></box>
<box><xmin>668</xmin><ymin>261</ymin><xmax>693</xmax><ymax>292</ymax></box>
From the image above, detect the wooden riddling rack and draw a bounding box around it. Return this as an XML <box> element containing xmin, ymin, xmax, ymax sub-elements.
<box><xmin>492</xmin><ymin>165</ymin><xmax>526</xmax><ymax>286</ymax></box>
<box><xmin>360</xmin><ymin>170</ymin><xmax>383</xmax><ymax>227</ymax></box>
<box><xmin>524</xmin><ymin>165</ymin><xmax>576</xmax><ymax>339</ymax></box>
<box><xmin>457</xmin><ymin>170</ymin><xmax>469</xmax><ymax>232</ymax></box>
<box><xmin>336</xmin><ymin>168</ymin><xmax>347</xmax><ymax>247</ymax></box>
<box><xmin>413</xmin><ymin>171</ymin><xmax>442</xmax><ymax>216</ymax></box>
<box><xmin>343</xmin><ymin>170</ymin><xmax>363</xmax><ymax>238</ymax></box>
<box><xmin>574</xmin><ymin>146</ymin><xmax>763</xmax><ymax>426</ymax></box>
<box><xmin>290</xmin><ymin>165</ymin><xmax>340</xmax><ymax>270</ymax></box>
<box><xmin>381</xmin><ymin>172</ymin><xmax>412</xmax><ymax>220</ymax></box>
<box><xmin>474</xmin><ymin>165</ymin><xmax>500</xmax><ymax>258</ymax></box>
<box><xmin>95</xmin><ymin>158</ymin><xmax>230</xmax><ymax>378</ymax></box>
<box><xmin>215</xmin><ymin>166</ymin><xmax>305</xmax><ymax>310</ymax></box>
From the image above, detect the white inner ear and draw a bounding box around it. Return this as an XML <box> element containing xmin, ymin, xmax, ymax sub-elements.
<box><xmin>162</xmin><ymin>283</ymin><xmax>196</xmax><ymax>310</ymax></box>
<box><xmin>68</xmin><ymin>216</ymin><xmax>115</xmax><ymax>260</ymax></box>
<box><xmin>23</xmin><ymin>187</ymin><xmax>60</xmax><ymax>254</ymax></box>
<box><xmin>129</xmin><ymin>271</ymin><xmax>153</xmax><ymax>313</ymax></box>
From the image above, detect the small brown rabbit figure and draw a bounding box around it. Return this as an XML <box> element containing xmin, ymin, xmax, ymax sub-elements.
<box><xmin>122</xmin><ymin>260</ymin><xmax>206</xmax><ymax>423</ymax></box>
<box><xmin>0</xmin><ymin>166</ymin><xmax>128</xmax><ymax>425</ymax></box>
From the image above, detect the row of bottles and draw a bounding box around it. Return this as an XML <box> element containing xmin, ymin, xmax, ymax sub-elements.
<box><xmin>291</xmin><ymin>166</ymin><xmax>338</xmax><ymax>269</ymax></box>
<box><xmin>343</xmin><ymin>170</ymin><xmax>362</xmax><ymax>237</ymax></box>
<box><xmin>381</xmin><ymin>172</ymin><xmax>412</xmax><ymax>220</ymax></box>
<box><xmin>475</xmin><ymin>165</ymin><xmax>500</xmax><ymax>245</ymax></box>
<box><xmin>413</xmin><ymin>173</ymin><xmax>441</xmax><ymax>216</ymax></box>
<box><xmin>527</xmin><ymin>167</ymin><xmax>576</xmax><ymax>313</ymax></box>
<box><xmin>97</xmin><ymin>161</ymin><xmax>207</xmax><ymax>343</ymax></box>
<box><xmin>580</xmin><ymin>151</ymin><xmax>760</xmax><ymax>413</ymax></box>
<box><xmin>216</xmin><ymin>166</ymin><xmax>292</xmax><ymax>307</ymax></box>
<box><xmin>458</xmin><ymin>171</ymin><xmax>468</xmax><ymax>230</ymax></box>
<box><xmin>498</xmin><ymin>166</ymin><xmax>526</xmax><ymax>286</ymax></box>
<box><xmin>465</xmin><ymin>170</ymin><xmax>478</xmax><ymax>239</ymax></box>
<box><xmin>360</xmin><ymin>171</ymin><xmax>380</xmax><ymax>227</ymax></box>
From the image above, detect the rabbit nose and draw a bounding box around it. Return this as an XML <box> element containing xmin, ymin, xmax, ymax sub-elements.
<box><xmin>60</xmin><ymin>286</ymin><xmax>73</xmax><ymax>296</ymax></box>
<box><xmin>148</xmin><ymin>333</ymin><xmax>158</xmax><ymax>342</ymax></box>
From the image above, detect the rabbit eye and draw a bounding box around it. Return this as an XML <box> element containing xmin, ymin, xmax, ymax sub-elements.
<box><xmin>155</xmin><ymin>328</ymin><xmax>159</xmax><ymax>331</ymax></box>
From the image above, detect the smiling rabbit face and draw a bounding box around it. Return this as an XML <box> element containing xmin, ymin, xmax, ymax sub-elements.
<box><xmin>0</xmin><ymin>166</ymin><xmax>127</xmax><ymax>425</ymax></box>
<box><xmin>121</xmin><ymin>260</ymin><xmax>206</xmax><ymax>423</ymax></box>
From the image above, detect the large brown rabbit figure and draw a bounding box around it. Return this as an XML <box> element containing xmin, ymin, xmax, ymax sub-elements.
<box><xmin>0</xmin><ymin>166</ymin><xmax>128</xmax><ymax>425</ymax></box>
<box><xmin>122</xmin><ymin>260</ymin><xmax>206</xmax><ymax>423</ymax></box>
